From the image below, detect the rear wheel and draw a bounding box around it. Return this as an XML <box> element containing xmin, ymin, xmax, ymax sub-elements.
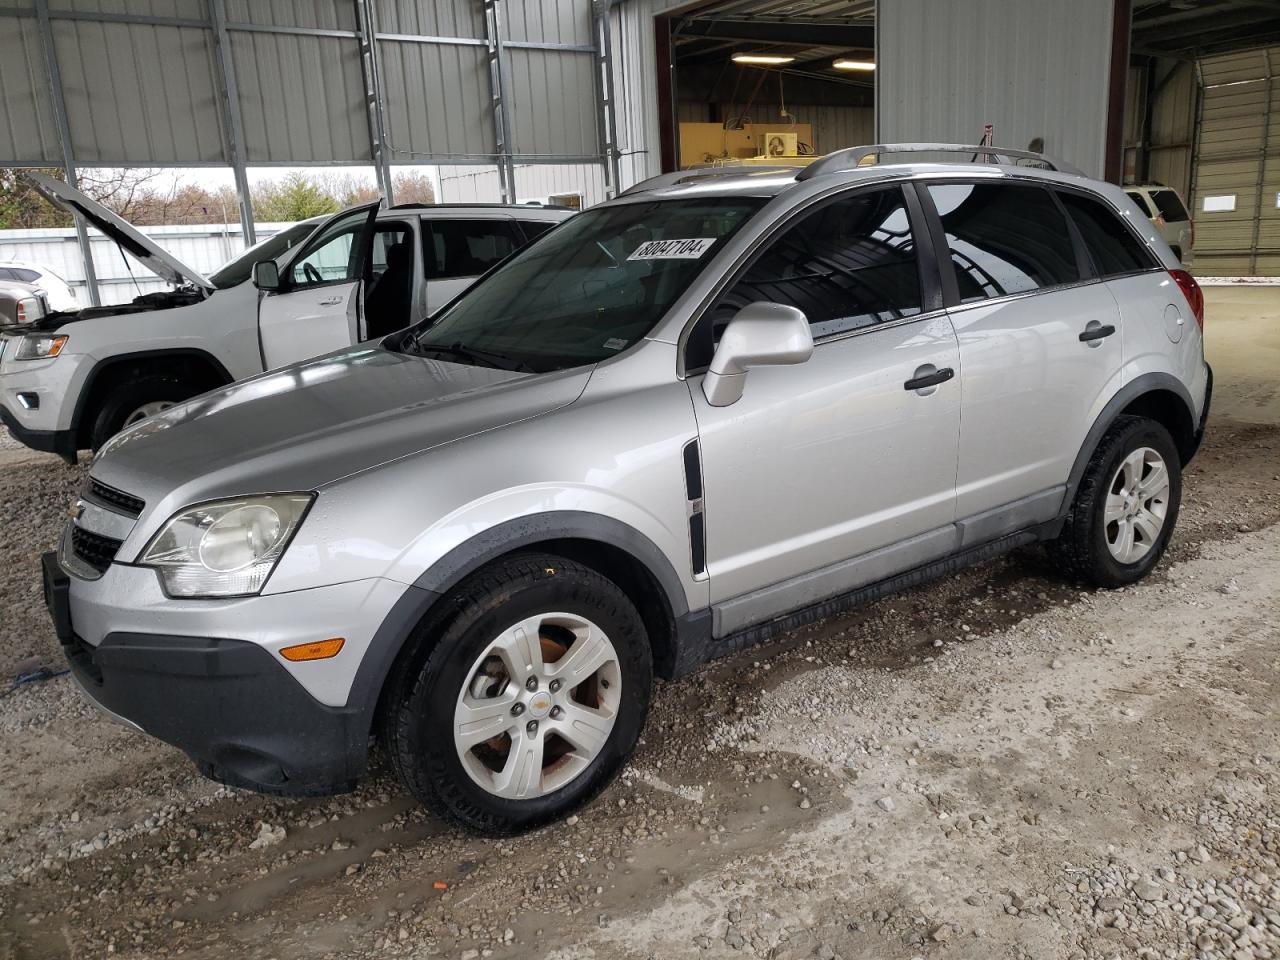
<box><xmin>87</xmin><ymin>375</ymin><xmax>191</xmax><ymax>451</ymax></box>
<box><xmin>1049</xmin><ymin>415</ymin><xmax>1181</xmax><ymax>587</ymax></box>
<box><xmin>385</xmin><ymin>554</ymin><xmax>652</xmax><ymax>835</ymax></box>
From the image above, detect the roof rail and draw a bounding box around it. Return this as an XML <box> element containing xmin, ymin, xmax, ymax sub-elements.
<box><xmin>619</xmin><ymin>164</ymin><xmax>800</xmax><ymax>197</ymax></box>
<box><xmin>795</xmin><ymin>143</ymin><xmax>1085</xmax><ymax>181</ymax></box>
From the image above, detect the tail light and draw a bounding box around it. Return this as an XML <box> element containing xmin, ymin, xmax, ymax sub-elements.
<box><xmin>1170</xmin><ymin>269</ymin><xmax>1204</xmax><ymax>330</ymax></box>
<box><xmin>1154</xmin><ymin>215</ymin><xmax>1166</xmax><ymax>228</ymax></box>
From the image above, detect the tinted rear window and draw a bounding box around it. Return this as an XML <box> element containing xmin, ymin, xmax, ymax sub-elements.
<box><xmin>1150</xmin><ymin>189</ymin><xmax>1189</xmax><ymax>222</ymax></box>
<box><xmin>1058</xmin><ymin>191</ymin><xmax>1159</xmax><ymax>277</ymax></box>
<box><xmin>927</xmin><ymin>182</ymin><xmax>1079</xmax><ymax>302</ymax></box>
<box><xmin>1126</xmin><ymin>191</ymin><xmax>1154</xmax><ymax>217</ymax></box>
<box><xmin>425</xmin><ymin>219</ymin><xmax>523</xmax><ymax>280</ymax></box>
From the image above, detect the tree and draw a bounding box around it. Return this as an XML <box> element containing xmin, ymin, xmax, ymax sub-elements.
<box><xmin>253</xmin><ymin>172</ymin><xmax>341</xmax><ymax>221</ymax></box>
<box><xmin>392</xmin><ymin>170</ymin><xmax>436</xmax><ymax>205</ymax></box>
<box><xmin>0</xmin><ymin>168</ymin><xmax>73</xmax><ymax>229</ymax></box>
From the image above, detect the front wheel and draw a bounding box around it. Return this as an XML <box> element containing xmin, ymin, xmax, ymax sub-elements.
<box><xmin>87</xmin><ymin>375</ymin><xmax>191</xmax><ymax>451</ymax></box>
<box><xmin>1049</xmin><ymin>415</ymin><xmax>1182</xmax><ymax>587</ymax></box>
<box><xmin>385</xmin><ymin>554</ymin><xmax>653</xmax><ymax>835</ymax></box>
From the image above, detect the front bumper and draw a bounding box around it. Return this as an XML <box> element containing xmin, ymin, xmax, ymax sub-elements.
<box><xmin>0</xmin><ymin>403</ymin><xmax>78</xmax><ymax>462</ymax></box>
<box><xmin>43</xmin><ymin>553</ymin><xmax>413</xmax><ymax>796</ymax></box>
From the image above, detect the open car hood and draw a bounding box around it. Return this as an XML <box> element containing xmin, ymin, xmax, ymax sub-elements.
<box><xmin>24</xmin><ymin>172</ymin><xmax>214</xmax><ymax>293</ymax></box>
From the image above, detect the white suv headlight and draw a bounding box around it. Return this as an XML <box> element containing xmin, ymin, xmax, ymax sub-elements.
<box><xmin>14</xmin><ymin>333</ymin><xmax>68</xmax><ymax>360</ymax></box>
<box><xmin>138</xmin><ymin>494</ymin><xmax>314</xmax><ymax>598</ymax></box>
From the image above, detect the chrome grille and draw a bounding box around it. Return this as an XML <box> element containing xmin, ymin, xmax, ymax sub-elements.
<box><xmin>88</xmin><ymin>478</ymin><xmax>144</xmax><ymax>517</ymax></box>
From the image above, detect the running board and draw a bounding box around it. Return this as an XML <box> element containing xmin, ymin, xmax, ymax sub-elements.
<box><xmin>672</xmin><ymin>527</ymin><xmax>1044</xmax><ymax>676</ymax></box>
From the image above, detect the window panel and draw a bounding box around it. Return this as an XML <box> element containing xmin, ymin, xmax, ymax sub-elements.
<box><xmin>426</xmin><ymin>220</ymin><xmax>523</xmax><ymax>281</ymax></box>
<box><xmin>1058</xmin><ymin>191</ymin><xmax>1158</xmax><ymax>278</ymax></box>
<box><xmin>928</xmin><ymin>183</ymin><xmax>1080</xmax><ymax>302</ymax></box>
<box><xmin>713</xmin><ymin>187</ymin><xmax>922</xmax><ymax>339</ymax></box>
<box><xmin>287</xmin><ymin>208</ymin><xmax>370</xmax><ymax>287</ymax></box>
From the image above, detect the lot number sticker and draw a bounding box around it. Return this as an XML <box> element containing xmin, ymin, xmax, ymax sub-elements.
<box><xmin>628</xmin><ymin>238</ymin><xmax>716</xmax><ymax>261</ymax></box>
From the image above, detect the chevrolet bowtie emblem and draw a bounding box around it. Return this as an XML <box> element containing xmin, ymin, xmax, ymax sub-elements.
<box><xmin>68</xmin><ymin>499</ymin><xmax>85</xmax><ymax>520</ymax></box>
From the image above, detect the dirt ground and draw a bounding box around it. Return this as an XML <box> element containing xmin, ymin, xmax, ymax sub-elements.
<box><xmin>0</xmin><ymin>288</ymin><xmax>1277</xmax><ymax>960</ymax></box>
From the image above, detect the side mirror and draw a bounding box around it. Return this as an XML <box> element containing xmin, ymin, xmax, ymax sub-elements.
<box><xmin>252</xmin><ymin>260</ymin><xmax>280</xmax><ymax>292</ymax></box>
<box><xmin>702</xmin><ymin>302</ymin><xmax>813</xmax><ymax>407</ymax></box>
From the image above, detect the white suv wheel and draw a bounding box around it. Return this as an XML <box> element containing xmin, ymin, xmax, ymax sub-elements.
<box><xmin>123</xmin><ymin>400</ymin><xmax>176</xmax><ymax>427</ymax></box>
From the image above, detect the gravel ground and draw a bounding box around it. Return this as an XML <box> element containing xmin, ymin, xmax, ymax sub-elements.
<box><xmin>0</xmin><ymin>412</ymin><xmax>1276</xmax><ymax>960</ymax></box>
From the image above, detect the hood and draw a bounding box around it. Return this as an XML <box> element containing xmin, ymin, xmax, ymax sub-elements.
<box><xmin>91</xmin><ymin>346</ymin><xmax>591</xmax><ymax>511</ymax></box>
<box><xmin>25</xmin><ymin>172</ymin><xmax>214</xmax><ymax>293</ymax></box>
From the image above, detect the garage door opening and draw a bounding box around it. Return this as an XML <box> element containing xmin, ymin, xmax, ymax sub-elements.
<box><xmin>654</xmin><ymin>1</ymin><xmax>875</xmax><ymax>173</ymax></box>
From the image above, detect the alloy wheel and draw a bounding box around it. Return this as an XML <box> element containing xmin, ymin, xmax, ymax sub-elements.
<box><xmin>1104</xmin><ymin>446</ymin><xmax>1170</xmax><ymax>564</ymax></box>
<box><xmin>453</xmin><ymin>612</ymin><xmax>621</xmax><ymax>800</ymax></box>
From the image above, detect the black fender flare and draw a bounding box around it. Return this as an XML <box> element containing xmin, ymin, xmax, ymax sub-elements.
<box><xmin>71</xmin><ymin>348</ymin><xmax>235</xmax><ymax>439</ymax></box>
<box><xmin>342</xmin><ymin>511</ymin><xmax>693</xmax><ymax>755</ymax></box>
<box><xmin>1059</xmin><ymin>372</ymin><xmax>1197</xmax><ymax>517</ymax></box>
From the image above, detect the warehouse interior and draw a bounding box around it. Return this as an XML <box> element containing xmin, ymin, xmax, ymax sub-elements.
<box><xmin>4</xmin><ymin>2</ymin><xmax>1280</xmax><ymax>958</ymax></box>
<box><xmin>662</xmin><ymin>0</ymin><xmax>875</xmax><ymax>168</ymax></box>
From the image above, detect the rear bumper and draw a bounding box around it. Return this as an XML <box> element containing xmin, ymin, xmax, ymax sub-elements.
<box><xmin>0</xmin><ymin>404</ymin><xmax>77</xmax><ymax>462</ymax></box>
<box><xmin>1187</xmin><ymin>362</ymin><xmax>1212</xmax><ymax>462</ymax></box>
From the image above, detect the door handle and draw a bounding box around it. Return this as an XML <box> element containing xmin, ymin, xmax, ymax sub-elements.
<box><xmin>903</xmin><ymin>366</ymin><xmax>955</xmax><ymax>391</ymax></box>
<box><xmin>1078</xmin><ymin>323</ymin><xmax>1116</xmax><ymax>343</ymax></box>
<box><xmin>318</xmin><ymin>296</ymin><xmax>344</xmax><ymax>306</ymax></box>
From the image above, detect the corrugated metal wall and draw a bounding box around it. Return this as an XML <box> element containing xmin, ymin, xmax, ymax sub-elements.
<box><xmin>1123</xmin><ymin>60</ymin><xmax>1195</xmax><ymax>200</ymax></box>
<box><xmin>877</xmin><ymin>0</ymin><xmax>1114</xmax><ymax>178</ymax></box>
<box><xmin>437</xmin><ymin>162</ymin><xmax>607</xmax><ymax>205</ymax></box>
<box><xmin>0</xmin><ymin>0</ymin><xmax>607</xmax><ymax>170</ymax></box>
<box><xmin>1192</xmin><ymin>46</ymin><xmax>1279</xmax><ymax>276</ymax></box>
<box><xmin>0</xmin><ymin>220</ymin><xmax>298</xmax><ymax>304</ymax></box>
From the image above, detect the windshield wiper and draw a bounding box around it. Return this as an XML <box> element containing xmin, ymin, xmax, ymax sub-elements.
<box><xmin>413</xmin><ymin>341</ymin><xmax>535</xmax><ymax>373</ymax></box>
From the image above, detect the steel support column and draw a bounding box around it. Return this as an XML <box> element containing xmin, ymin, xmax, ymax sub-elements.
<box><xmin>34</xmin><ymin>0</ymin><xmax>100</xmax><ymax>306</ymax></box>
<box><xmin>210</xmin><ymin>0</ymin><xmax>255</xmax><ymax>246</ymax></box>
<box><xmin>1249</xmin><ymin>49</ymin><xmax>1273</xmax><ymax>276</ymax></box>
<box><xmin>483</xmin><ymin>0</ymin><xmax>517</xmax><ymax>203</ymax></box>
<box><xmin>593</xmin><ymin>0</ymin><xmax>622</xmax><ymax>198</ymax></box>
<box><xmin>355</xmin><ymin>0</ymin><xmax>394</xmax><ymax>205</ymax></box>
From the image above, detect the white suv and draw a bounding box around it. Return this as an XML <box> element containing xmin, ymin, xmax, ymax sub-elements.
<box><xmin>0</xmin><ymin>173</ymin><xmax>570</xmax><ymax>461</ymax></box>
<box><xmin>44</xmin><ymin>144</ymin><xmax>1210</xmax><ymax>835</ymax></box>
<box><xmin>1126</xmin><ymin>184</ymin><xmax>1194</xmax><ymax>266</ymax></box>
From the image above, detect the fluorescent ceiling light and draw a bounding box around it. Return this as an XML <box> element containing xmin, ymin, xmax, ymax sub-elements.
<box><xmin>731</xmin><ymin>54</ymin><xmax>795</xmax><ymax>65</ymax></box>
<box><xmin>833</xmin><ymin>59</ymin><xmax>876</xmax><ymax>71</ymax></box>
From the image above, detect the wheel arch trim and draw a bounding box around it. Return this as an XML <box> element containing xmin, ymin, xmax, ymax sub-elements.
<box><xmin>343</xmin><ymin>512</ymin><xmax>695</xmax><ymax>751</ymax></box>
<box><xmin>1061</xmin><ymin>372</ymin><xmax>1196</xmax><ymax>517</ymax></box>
<box><xmin>70</xmin><ymin>348</ymin><xmax>235</xmax><ymax>442</ymax></box>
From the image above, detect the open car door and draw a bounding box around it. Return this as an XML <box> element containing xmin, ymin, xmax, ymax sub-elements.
<box><xmin>256</xmin><ymin>203</ymin><xmax>379</xmax><ymax>369</ymax></box>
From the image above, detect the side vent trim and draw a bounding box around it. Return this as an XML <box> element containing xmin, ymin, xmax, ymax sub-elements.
<box><xmin>682</xmin><ymin>439</ymin><xmax>706</xmax><ymax>576</ymax></box>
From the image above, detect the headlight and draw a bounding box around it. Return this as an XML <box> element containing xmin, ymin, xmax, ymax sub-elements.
<box><xmin>14</xmin><ymin>334</ymin><xmax>67</xmax><ymax>360</ymax></box>
<box><xmin>138</xmin><ymin>493</ymin><xmax>314</xmax><ymax>598</ymax></box>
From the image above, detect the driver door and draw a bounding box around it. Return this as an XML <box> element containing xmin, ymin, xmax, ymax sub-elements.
<box><xmin>258</xmin><ymin>203</ymin><xmax>378</xmax><ymax>369</ymax></box>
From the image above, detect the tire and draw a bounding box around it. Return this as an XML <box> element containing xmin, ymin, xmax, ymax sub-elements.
<box><xmin>87</xmin><ymin>374</ymin><xmax>192</xmax><ymax>451</ymax></box>
<box><xmin>1049</xmin><ymin>415</ymin><xmax>1182</xmax><ymax>588</ymax></box>
<box><xmin>384</xmin><ymin>553</ymin><xmax>653</xmax><ymax>835</ymax></box>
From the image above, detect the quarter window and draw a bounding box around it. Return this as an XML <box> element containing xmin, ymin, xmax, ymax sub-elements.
<box><xmin>425</xmin><ymin>220</ymin><xmax>522</xmax><ymax>281</ymax></box>
<box><xmin>1058</xmin><ymin>191</ymin><xmax>1158</xmax><ymax>277</ymax></box>
<box><xmin>712</xmin><ymin>187</ymin><xmax>923</xmax><ymax>340</ymax></box>
<box><xmin>927</xmin><ymin>183</ymin><xmax>1080</xmax><ymax>302</ymax></box>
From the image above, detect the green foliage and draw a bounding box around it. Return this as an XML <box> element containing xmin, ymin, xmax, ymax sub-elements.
<box><xmin>0</xmin><ymin>168</ymin><xmax>73</xmax><ymax>229</ymax></box>
<box><xmin>253</xmin><ymin>172</ymin><xmax>342</xmax><ymax>221</ymax></box>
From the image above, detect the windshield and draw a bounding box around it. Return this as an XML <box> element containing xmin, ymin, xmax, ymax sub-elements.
<box><xmin>209</xmin><ymin>220</ymin><xmax>320</xmax><ymax>289</ymax></box>
<box><xmin>405</xmin><ymin>197</ymin><xmax>766</xmax><ymax>373</ymax></box>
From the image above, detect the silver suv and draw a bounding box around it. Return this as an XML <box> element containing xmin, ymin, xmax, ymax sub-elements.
<box><xmin>42</xmin><ymin>144</ymin><xmax>1212</xmax><ymax>835</ymax></box>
